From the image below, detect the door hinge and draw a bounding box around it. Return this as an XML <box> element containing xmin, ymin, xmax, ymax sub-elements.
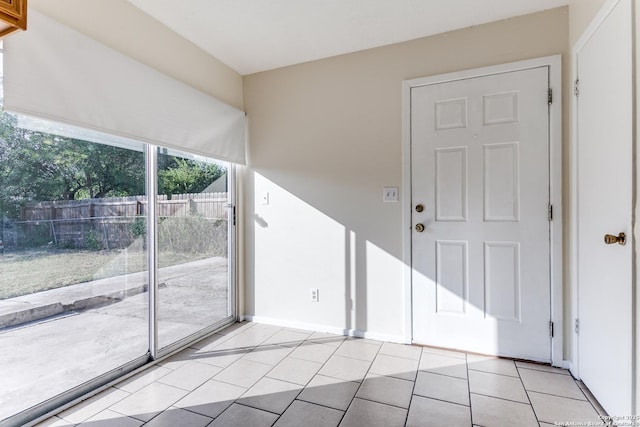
<box><xmin>548</xmin><ymin>204</ymin><xmax>553</xmax><ymax>221</ymax></box>
<box><xmin>575</xmin><ymin>318</ymin><xmax>580</xmax><ymax>335</ymax></box>
<box><xmin>548</xmin><ymin>88</ymin><xmax>553</xmax><ymax>105</ymax></box>
<box><xmin>549</xmin><ymin>321</ymin><xmax>554</xmax><ymax>338</ymax></box>
<box><xmin>574</xmin><ymin>79</ymin><xmax>580</xmax><ymax>97</ymax></box>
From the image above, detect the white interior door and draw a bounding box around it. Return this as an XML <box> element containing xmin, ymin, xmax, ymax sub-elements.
<box><xmin>575</xmin><ymin>0</ymin><xmax>633</xmax><ymax>415</ymax></box>
<box><xmin>411</xmin><ymin>67</ymin><xmax>551</xmax><ymax>361</ymax></box>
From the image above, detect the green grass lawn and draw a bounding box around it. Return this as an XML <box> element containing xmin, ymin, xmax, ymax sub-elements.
<box><xmin>0</xmin><ymin>248</ymin><xmax>212</xmax><ymax>299</ymax></box>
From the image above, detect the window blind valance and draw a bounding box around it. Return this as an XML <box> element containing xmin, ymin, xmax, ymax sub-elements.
<box><xmin>3</xmin><ymin>9</ymin><xmax>247</xmax><ymax>165</ymax></box>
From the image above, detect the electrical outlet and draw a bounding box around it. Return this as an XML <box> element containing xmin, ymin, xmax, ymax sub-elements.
<box><xmin>383</xmin><ymin>187</ymin><xmax>399</xmax><ymax>202</ymax></box>
<box><xmin>310</xmin><ymin>288</ymin><xmax>319</xmax><ymax>302</ymax></box>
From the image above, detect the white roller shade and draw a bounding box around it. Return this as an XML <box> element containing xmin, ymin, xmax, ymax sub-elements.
<box><xmin>3</xmin><ymin>10</ymin><xmax>247</xmax><ymax>164</ymax></box>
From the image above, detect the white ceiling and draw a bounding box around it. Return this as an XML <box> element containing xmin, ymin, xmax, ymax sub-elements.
<box><xmin>128</xmin><ymin>0</ymin><xmax>571</xmax><ymax>75</ymax></box>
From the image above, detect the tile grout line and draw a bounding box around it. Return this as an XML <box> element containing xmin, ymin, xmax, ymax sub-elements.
<box><xmin>172</xmin><ymin>404</ymin><xmax>216</xmax><ymax>422</ymax></box>
<box><xmin>57</xmin><ymin>386</ymin><xmax>133</xmax><ymax>425</ymax></box>
<box><xmin>232</xmin><ymin>400</ymin><xmax>284</xmax><ymax>417</ymax></box>
<box><xmin>262</xmin><ymin>375</ymin><xmax>314</xmax><ymax>388</ymax></box>
<box><xmin>280</xmin><ymin>338</ymin><xmax>343</xmax><ymax>422</ymax></box>
<box><xmin>205</xmin><ymin>326</ymin><xmax>288</xmax><ymax>384</ymax></box>
<box><xmin>205</xmin><ymin>377</ymin><xmax>251</xmax><ymax>390</ymax></box>
<box><xmin>327</xmin><ymin>352</ymin><xmax>380</xmax><ymax>363</ymax></box>
<box><xmin>466</xmin><ymin>351</ymin><xmax>475</xmax><ymax>426</ymax></box>
<box><xmin>375</xmin><ymin>351</ymin><xmax>421</xmax><ymax>362</ymax></box>
<box><xmin>155</xmin><ymin>367</ymin><xmax>223</xmax><ymax>392</ymax></box>
<box><xmin>335</xmin><ymin>339</ymin><xmax>385</xmax><ymax>425</ymax></box>
<box><xmin>411</xmin><ymin>393</ymin><xmax>472</xmax><ymax>408</ymax></box>
<box><xmin>218</xmin><ymin>324</ymin><xmax>302</xmax><ymax>426</ymax></box>
<box><xmin>419</xmin><ymin>347</ymin><xmax>467</xmax><ymax>359</ymax></box>
<box><xmin>515</xmin><ymin>359</ymin><xmax>543</xmax><ymax>425</ymax></box>
<box><xmin>195</xmin><ymin>329</ymin><xmax>298</xmax><ymax>425</ymax></box>
<box><xmin>373</xmin><ymin>374</ymin><xmax>415</xmax><ymax>384</ymax></box>
<box><xmin>304</xmin><ymin>371</ymin><xmax>365</xmax><ymax>386</ymax></box>
<box><xmin>377</xmin><ymin>348</ymin><xmax>423</xmax><ymax>362</ymax></box>
<box><xmin>516</xmin><ymin>365</ymin><xmax>572</xmax><ymax>376</ymax></box>
<box><xmin>470</xmin><ymin>391</ymin><xmax>540</xmax><ymax>407</ymax></box>
<box><xmin>257</xmin><ymin>341</ymin><xmax>320</xmax><ymax>386</ymax></box>
<box><xmin>107</xmin><ymin>379</ymin><xmax>195</xmax><ymax>425</ymax></box>
<box><xmin>527</xmin><ymin>388</ymin><xmax>592</xmax><ymax>403</ymax></box>
<box><xmin>418</xmin><ymin>368</ymin><xmax>469</xmax><ymax>381</ymax></box>
<box><xmin>402</xmin><ymin>347</ymin><xmax>422</xmax><ymax>427</ymax></box>
<box><xmin>351</xmin><ymin>396</ymin><xmax>414</xmax><ymax>412</ymax></box>
<box><xmin>228</xmin><ymin>332</ymin><xmax>344</xmax><ymax>426</ymax></box>
<box><xmin>295</xmin><ymin>396</ymin><xmax>352</xmax><ymax>413</ymax></box>
<box><xmin>468</xmin><ymin>367</ymin><xmax>521</xmax><ymax>379</ymax></box>
<box><xmin>135</xmin><ymin>361</ymin><xmax>246</xmax><ymax>423</ymax></box>
<box><xmin>107</xmin><ymin>405</ymin><xmax>150</xmax><ymax>424</ymax></box>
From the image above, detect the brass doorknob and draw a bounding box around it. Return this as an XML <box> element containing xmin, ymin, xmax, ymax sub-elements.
<box><xmin>604</xmin><ymin>232</ymin><xmax>626</xmax><ymax>245</ymax></box>
<box><xmin>415</xmin><ymin>223</ymin><xmax>425</xmax><ymax>232</ymax></box>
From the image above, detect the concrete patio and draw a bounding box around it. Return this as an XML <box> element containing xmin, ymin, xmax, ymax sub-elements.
<box><xmin>0</xmin><ymin>257</ymin><xmax>230</xmax><ymax>422</ymax></box>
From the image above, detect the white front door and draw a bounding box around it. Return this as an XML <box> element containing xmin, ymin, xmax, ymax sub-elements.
<box><xmin>411</xmin><ymin>67</ymin><xmax>551</xmax><ymax>361</ymax></box>
<box><xmin>575</xmin><ymin>0</ymin><xmax>633</xmax><ymax>415</ymax></box>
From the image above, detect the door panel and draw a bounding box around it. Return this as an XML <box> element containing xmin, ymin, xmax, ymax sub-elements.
<box><xmin>576</xmin><ymin>0</ymin><xmax>633</xmax><ymax>415</ymax></box>
<box><xmin>411</xmin><ymin>67</ymin><xmax>551</xmax><ymax>361</ymax></box>
<box><xmin>156</xmin><ymin>150</ymin><xmax>235</xmax><ymax>352</ymax></box>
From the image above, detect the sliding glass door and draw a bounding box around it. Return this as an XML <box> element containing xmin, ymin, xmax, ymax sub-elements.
<box><xmin>0</xmin><ymin>123</ymin><xmax>237</xmax><ymax>425</ymax></box>
<box><xmin>156</xmin><ymin>148</ymin><xmax>235</xmax><ymax>351</ymax></box>
<box><xmin>0</xmin><ymin>122</ymin><xmax>150</xmax><ymax>422</ymax></box>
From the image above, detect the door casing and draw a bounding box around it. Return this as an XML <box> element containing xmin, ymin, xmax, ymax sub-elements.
<box><xmin>401</xmin><ymin>55</ymin><xmax>563</xmax><ymax>366</ymax></box>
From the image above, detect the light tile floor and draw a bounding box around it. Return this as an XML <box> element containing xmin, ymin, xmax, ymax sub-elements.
<box><xmin>36</xmin><ymin>322</ymin><xmax>608</xmax><ymax>427</ymax></box>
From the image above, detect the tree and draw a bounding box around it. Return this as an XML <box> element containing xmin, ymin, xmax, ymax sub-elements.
<box><xmin>0</xmin><ymin>109</ymin><xmax>145</xmax><ymax>218</ymax></box>
<box><xmin>71</xmin><ymin>141</ymin><xmax>144</xmax><ymax>199</ymax></box>
<box><xmin>158</xmin><ymin>158</ymin><xmax>225</xmax><ymax>196</ymax></box>
<box><xmin>0</xmin><ymin>117</ymin><xmax>83</xmax><ymax>216</ymax></box>
<box><xmin>0</xmin><ymin>106</ymin><xmax>226</xmax><ymax>219</ymax></box>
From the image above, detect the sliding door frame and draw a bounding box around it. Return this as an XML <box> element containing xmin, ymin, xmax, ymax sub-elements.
<box><xmin>9</xmin><ymin>149</ymin><xmax>238</xmax><ymax>427</ymax></box>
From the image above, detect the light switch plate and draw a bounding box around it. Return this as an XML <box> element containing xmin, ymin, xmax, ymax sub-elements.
<box><xmin>383</xmin><ymin>187</ymin><xmax>399</xmax><ymax>202</ymax></box>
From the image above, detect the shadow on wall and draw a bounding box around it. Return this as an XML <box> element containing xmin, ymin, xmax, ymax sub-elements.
<box><xmin>245</xmin><ymin>168</ymin><xmax>378</xmax><ymax>336</ymax></box>
<box><xmin>244</xmin><ymin>165</ymin><xmax>552</xmax><ymax>363</ymax></box>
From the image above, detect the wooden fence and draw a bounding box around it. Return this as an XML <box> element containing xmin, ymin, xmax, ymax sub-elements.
<box><xmin>9</xmin><ymin>193</ymin><xmax>229</xmax><ymax>249</ymax></box>
<box><xmin>21</xmin><ymin>192</ymin><xmax>229</xmax><ymax>221</ymax></box>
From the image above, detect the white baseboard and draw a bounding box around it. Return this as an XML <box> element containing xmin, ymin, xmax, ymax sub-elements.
<box><xmin>243</xmin><ymin>315</ymin><xmax>406</xmax><ymax>344</ymax></box>
<box><xmin>565</xmin><ymin>360</ymin><xmax>580</xmax><ymax>378</ymax></box>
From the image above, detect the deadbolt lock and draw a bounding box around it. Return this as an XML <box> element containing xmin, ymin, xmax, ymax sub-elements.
<box><xmin>415</xmin><ymin>204</ymin><xmax>424</xmax><ymax>213</ymax></box>
<box><xmin>415</xmin><ymin>223</ymin><xmax>425</xmax><ymax>233</ymax></box>
<box><xmin>604</xmin><ymin>232</ymin><xmax>626</xmax><ymax>245</ymax></box>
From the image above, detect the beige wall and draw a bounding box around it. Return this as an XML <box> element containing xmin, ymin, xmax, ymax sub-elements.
<box><xmin>243</xmin><ymin>8</ymin><xmax>570</xmax><ymax>342</ymax></box>
<box><xmin>30</xmin><ymin>0</ymin><xmax>243</xmax><ymax>109</ymax></box>
<box><xmin>569</xmin><ymin>0</ymin><xmax>609</xmax><ymax>45</ymax></box>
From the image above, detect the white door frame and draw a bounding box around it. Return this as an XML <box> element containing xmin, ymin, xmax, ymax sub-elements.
<box><xmin>570</xmin><ymin>0</ymin><xmax>636</xmax><ymax>385</ymax></box>
<box><xmin>402</xmin><ymin>55</ymin><xmax>563</xmax><ymax>366</ymax></box>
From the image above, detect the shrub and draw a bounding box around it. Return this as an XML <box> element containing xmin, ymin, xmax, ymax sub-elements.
<box><xmin>158</xmin><ymin>215</ymin><xmax>227</xmax><ymax>256</ymax></box>
<box><xmin>84</xmin><ymin>229</ymin><xmax>103</xmax><ymax>250</ymax></box>
<box><xmin>130</xmin><ymin>217</ymin><xmax>146</xmax><ymax>238</ymax></box>
<box><xmin>18</xmin><ymin>223</ymin><xmax>51</xmax><ymax>248</ymax></box>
